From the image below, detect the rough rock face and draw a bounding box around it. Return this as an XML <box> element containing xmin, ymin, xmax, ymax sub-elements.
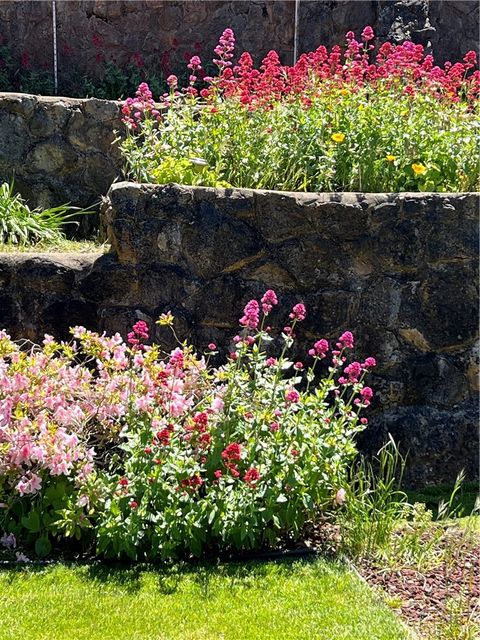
<box><xmin>0</xmin><ymin>1</ymin><xmax>477</xmax><ymax>94</ymax></box>
<box><xmin>0</xmin><ymin>93</ymin><xmax>124</xmax><ymax>236</ymax></box>
<box><xmin>0</xmin><ymin>184</ymin><xmax>478</xmax><ymax>486</ymax></box>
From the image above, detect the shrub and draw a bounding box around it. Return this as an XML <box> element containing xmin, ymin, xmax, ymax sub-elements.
<box><xmin>0</xmin><ymin>292</ymin><xmax>376</xmax><ymax>560</ymax></box>
<box><xmin>120</xmin><ymin>27</ymin><xmax>479</xmax><ymax>193</ymax></box>
<box><xmin>0</xmin><ymin>182</ymin><xmax>84</xmax><ymax>246</ymax></box>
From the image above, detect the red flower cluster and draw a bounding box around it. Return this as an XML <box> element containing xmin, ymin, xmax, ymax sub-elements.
<box><xmin>121</xmin><ymin>82</ymin><xmax>161</xmax><ymax>129</ymax></box>
<box><xmin>222</xmin><ymin>442</ymin><xmax>242</xmax><ymax>461</ymax></box>
<box><xmin>244</xmin><ymin>467</ymin><xmax>260</xmax><ymax>487</ymax></box>
<box><xmin>121</xmin><ymin>26</ymin><xmax>478</xmax><ymax>137</ymax></box>
<box><xmin>180</xmin><ymin>474</ymin><xmax>203</xmax><ymax>490</ymax></box>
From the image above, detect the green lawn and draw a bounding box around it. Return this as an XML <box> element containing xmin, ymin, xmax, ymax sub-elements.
<box><xmin>0</xmin><ymin>559</ymin><xmax>410</xmax><ymax>640</ymax></box>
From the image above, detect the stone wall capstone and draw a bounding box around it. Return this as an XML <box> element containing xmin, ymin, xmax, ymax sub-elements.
<box><xmin>0</xmin><ymin>183</ymin><xmax>478</xmax><ymax>486</ymax></box>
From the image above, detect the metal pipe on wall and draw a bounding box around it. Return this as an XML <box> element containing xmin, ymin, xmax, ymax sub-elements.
<box><xmin>293</xmin><ymin>0</ymin><xmax>300</xmax><ymax>64</ymax></box>
<box><xmin>52</xmin><ymin>0</ymin><xmax>58</xmax><ymax>94</ymax></box>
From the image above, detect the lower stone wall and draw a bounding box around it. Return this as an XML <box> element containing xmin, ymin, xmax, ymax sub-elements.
<box><xmin>0</xmin><ymin>184</ymin><xmax>478</xmax><ymax>486</ymax></box>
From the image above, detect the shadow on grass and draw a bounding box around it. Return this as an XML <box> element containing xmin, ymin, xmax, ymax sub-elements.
<box><xmin>0</xmin><ymin>555</ymin><xmax>346</xmax><ymax>597</ymax></box>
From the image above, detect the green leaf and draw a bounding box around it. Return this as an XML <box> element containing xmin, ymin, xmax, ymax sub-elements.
<box><xmin>21</xmin><ymin>511</ymin><xmax>41</xmax><ymax>533</ymax></box>
<box><xmin>35</xmin><ymin>535</ymin><xmax>52</xmax><ymax>558</ymax></box>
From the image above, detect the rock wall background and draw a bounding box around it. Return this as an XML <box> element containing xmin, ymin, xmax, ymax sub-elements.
<box><xmin>0</xmin><ymin>93</ymin><xmax>123</xmax><ymax>235</ymax></box>
<box><xmin>0</xmin><ymin>1</ymin><xmax>477</xmax><ymax>95</ymax></box>
<box><xmin>0</xmin><ymin>184</ymin><xmax>478</xmax><ymax>486</ymax></box>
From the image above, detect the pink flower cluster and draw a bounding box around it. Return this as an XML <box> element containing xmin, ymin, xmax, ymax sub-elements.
<box><xmin>121</xmin><ymin>82</ymin><xmax>161</xmax><ymax>129</ymax></box>
<box><xmin>0</xmin><ymin>290</ymin><xmax>377</xmax><ymax>512</ymax></box>
<box><xmin>0</xmin><ymin>325</ymin><xmax>210</xmax><ymax>497</ymax></box>
<box><xmin>127</xmin><ymin>320</ymin><xmax>149</xmax><ymax>347</ymax></box>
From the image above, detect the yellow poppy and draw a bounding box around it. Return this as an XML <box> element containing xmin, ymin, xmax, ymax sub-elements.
<box><xmin>339</xmin><ymin>89</ymin><xmax>349</xmax><ymax>96</ymax></box>
<box><xmin>412</xmin><ymin>163</ymin><xmax>427</xmax><ymax>175</ymax></box>
<box><xmin>331</xmin><ymin>133</ymin><xmax>345</xmax><ymax>143</ymax></box>
<box><xmin>386</xmin><ymin>155</ymin><xmax>396</xmax><ymax>162</ymax></box>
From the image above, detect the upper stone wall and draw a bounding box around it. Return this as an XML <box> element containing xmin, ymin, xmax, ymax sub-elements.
<box><xmin>0</xmin><ymin>93</ymin><xmax>123</xmax><ymax>235</ymax></box>
<box><xmin>0</xmin><ymin>1</ymin><xmax>477</xmax><ymax>94</ymax></box>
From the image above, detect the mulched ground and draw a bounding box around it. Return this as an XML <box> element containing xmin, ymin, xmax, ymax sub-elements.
<box><xmin>358</xmin><ymin>526</ymin><xmax>480</xmax><ymax>637</ymax></box>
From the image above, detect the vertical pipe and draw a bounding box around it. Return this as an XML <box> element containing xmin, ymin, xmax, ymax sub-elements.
<box><xmin>293</xmin><ymin>0</ymin><xmax>300</xmax><ymax>64</ymax></box>
<box><xmin>52</xmin><ymin>0</ymin><xmax>58</xmax><ymax>94</ymax></box>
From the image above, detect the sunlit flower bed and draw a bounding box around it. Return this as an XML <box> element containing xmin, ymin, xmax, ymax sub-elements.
<box><xmin>120</xmin><ymin>27</ymin><xmax>479</xmax><ymax>193</ymax></box>
<box><xmin>0</xmin><ymin>293</ymin><xmax>375</xmax><ymax>560</ymax></box>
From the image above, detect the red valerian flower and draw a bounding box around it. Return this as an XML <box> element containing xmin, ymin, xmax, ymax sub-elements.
<box><xmin>261</xmin><ymin>289</ymin><xmax>278</xmax><ymax>314</ymax></box>
<box><xmin>156</xmin><ymin>429</ymin><xmax>171</xmax><ymax>446</ymax></box>
<box><xmin>127</xmin><ymin>320</ymin><xmax>149</xmax><ymax>347</ymax></box>
<box><xmin>285</xmin><ymin>389</ymin><xmax>300</xmax><ymax>404</ymax></box>
<box><xmin>309</xmin><ymin>339</ymin><xmax>329</xmax><ymax>358</ymax></box>
<box><xmin>244</xmin><ymin>467</ymin><xmax>260</xmax><ymax>487</ymax></box>
<box><xmin>360</xmin><ymin>386</ymin><xmax>374</xmax><ymax>405</ymax></box>
<box><xmin>222</xmin><ymin>442</ymin><xmax>242</xmax><ymax>461</ymax></box>
<box><xmin>289</xmin><ymin>303</ymin><xmax>306</xmax><ymax>321</ymax></box>
<box><xmin>239</xmin><ymin>299</ymin><xmax>260</xmax><ymax>330</ymax></box>
<box><xmin>337</xmin><ymin>331</ymin><xmax>354</xmax><ymax>349</ymax></box>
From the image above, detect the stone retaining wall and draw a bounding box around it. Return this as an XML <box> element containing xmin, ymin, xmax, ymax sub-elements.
<box><xmin>0</xmin><ymin>92</ymin><xmax>123</xmax><ymax>235</ymax></box>
<box><xmin>0</xmin><ymin>1</ymin><xmax>477</xmax><ymax>93</ymax></box>
<box><xmin>0</xmin><ymin>183</ymin><xmax>478</xmax><ymax>486</ymax></box>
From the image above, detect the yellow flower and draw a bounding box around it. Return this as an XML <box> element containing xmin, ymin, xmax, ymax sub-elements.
<box><xmin>339</xmin><ymin>89</ymin><xmax>349</xmax><ymax>96</ymax></box>
<box><xmin>331</xmin><ymin>133</ymin><xmax>345</xmax><ymax>143</ymax></box>
<box><xmin>386</xmin><ymin>154</ymin><xmax>396</xmax><ymax>162</ymax></box>
<box><xmin>156</xmin><ymin>311</ymin><xmax>174</xmax><ymax>326</ymax></box>
<box><xmin>412</xmin><ymin>163</ymin><xmax>427</xmax><ymax>175</ymax></box>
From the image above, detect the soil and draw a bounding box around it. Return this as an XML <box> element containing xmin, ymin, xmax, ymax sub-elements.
<box><xmin>359</xmin><ymin>525</ymin><xmax>480</xmax><ymax>637</ymax></box>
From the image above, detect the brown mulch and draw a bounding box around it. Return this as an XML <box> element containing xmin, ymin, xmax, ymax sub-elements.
<box><xmin>358</xmin><ymin>526</ymin><xmax>480</xmax><ymax>637</ymax></box>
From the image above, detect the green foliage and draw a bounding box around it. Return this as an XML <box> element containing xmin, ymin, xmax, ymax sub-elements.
<box><xmin>121</xmin><ymin>87</ymin><xmax>479</xmax><ymax>193</ymax></box>
<box><xmin>407</xmin><ymin>480</ymin><xmax>479</xmax><ymax>518</ymax></box>
<box><xmin>338</xmin><ymin>440</ymin><xmax>479</xmax><ymax>570</ymax></box>
<box><xmin>151</xmin><ymin>156</ymin><xmax>231</xmax><ymax>187</ymax></box>
<box><xmin>0</xmin><ymin>182</ymin><xmax>86</xmax><ymax>246</ymax></box>
<box><xmin>337</xmin><ymin>438</ymin><xmax>409</xmax><ymax>560</ymax></box>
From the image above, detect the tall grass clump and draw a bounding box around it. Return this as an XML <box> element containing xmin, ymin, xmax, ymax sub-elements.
<box><xmin>0</xmin><ymin>182</ymin><xmax>85</xmax><ymax>246</ymax></box>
